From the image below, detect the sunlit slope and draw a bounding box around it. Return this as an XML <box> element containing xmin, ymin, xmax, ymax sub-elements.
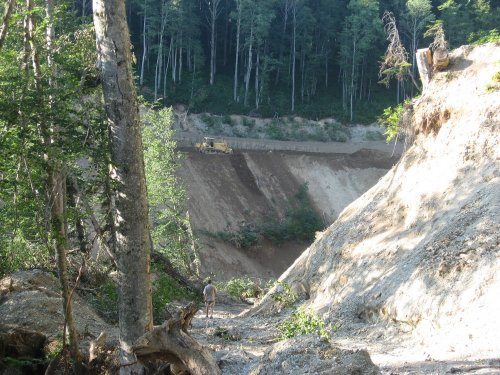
<box><xmin>255</xmin><ymin>44</ymin><xmax>500</xmax><ymax>358</ymax></box>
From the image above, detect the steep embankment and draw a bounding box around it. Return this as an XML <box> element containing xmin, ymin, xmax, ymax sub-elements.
<box><xmin>253</xmin><ymin>43</ymin><xmax>500</xmax><ymax>363</ymax></box>
<box><xmin>177</xmin><ymin>147</ymin><xmax>399</xmax><ymax>278</ymax></box>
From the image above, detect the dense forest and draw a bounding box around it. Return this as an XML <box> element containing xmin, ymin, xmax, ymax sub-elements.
<box><xmin>85</xmin><ymin>0</ymin><xmax>499</xmax><ymax>120</ymax></box>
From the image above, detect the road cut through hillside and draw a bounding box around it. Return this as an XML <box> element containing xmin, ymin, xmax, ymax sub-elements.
<box><xmin>177</xmin><ymin>144</ymin><xmax>401</xmax><ymax>279</ymax></box>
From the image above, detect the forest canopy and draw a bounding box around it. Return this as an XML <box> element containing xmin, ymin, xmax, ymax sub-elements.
<box><xmin>111</xmin><ymin>0</ymin><xmax>499</xmax><ymax>121</ymax></box>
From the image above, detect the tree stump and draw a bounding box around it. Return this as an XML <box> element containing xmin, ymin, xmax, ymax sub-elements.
<box><xmin>416</xmin><ymin>48</ymin><xmax>432</xmax><ymax>89</ymax></box>
<box><xmin>133</xmin><ymin>302</ymin><xmax>220</xmax><ymax>375</ymax></box>
<box><xmin>433</xmin><ymin>47</ymin><xmax>449</xmax><ymax>71</ymax></box>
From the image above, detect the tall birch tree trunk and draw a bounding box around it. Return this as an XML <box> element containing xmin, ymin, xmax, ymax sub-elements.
<box><xmin>233</xmin><ymin>0</ymin><xmax>242</xmax><ymax>102</ymax></box>
<box><xmin>93</xmin><ymin>0</ymin><xmax>153</xmax><ymax>372</ymax></box>
<box><xmin>0</xmin><ymin>0</ymin><xmax>16</xmax><ymax>50</ymax></box>
<box><xmin>255</xmin><ymin>48</ymin><xmax>259</xmax><ymax>109</ymax></box>
<box><xmin>244</xmin><ymin>23</ymin><xmax>253</xmax><ymax>107</ymax></box>
<box><xmin>207</xmin><ymin>0</ymin><xmax>221</xmax><ymax>85</ymax></box>
<box><xmin>154</xmin><ymin>2</ymin><xmax>167</xmax><ymax>101</ymax></box>
<box><xmin>139</xmin><ymin>6</ymin><xmax>147</xmax><ymax>86</ymax></box>
<box><xmin>291</xmin><ymin>4</ymin><xmax>296</xmax><ymax>112</ymax></box>
<box><xmin>349</xmin><ymin>39</ymin><xmax>356</xmax><ymax>122</ymax></box>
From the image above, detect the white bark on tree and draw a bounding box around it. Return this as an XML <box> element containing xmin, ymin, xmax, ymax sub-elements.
<box><xmin>291</xmin><ymin>3</ymin><xmax>296</xmax><ymax>112</ymax></box>
<box><xmin>233</xmin><ymin>0</ymin><xmax>242</xmax><ymax>102</ymax></box>
<box><xmin>154</xmin><ymin>2</ymin><xmax>168</xmax><ymax>101</ymax></box>
<box><xmin>92</xmin><ymin>0</ymin><xmax>153</xmax><ymax>372</ymax></box>
<box><xmin>349</xmin><ymin>39</ymin><xmax>356</xmax><ymax>122</ymax></box>
<box><xmin>139</xmin><ymin>6</ymin><xmax>147</xmax><ymax>86</ymax></box>
<box><xmin>206</xmin><ymin>0</ymin><xmax>221</xmax><ymax>85</ymax></box>
<box><xmin>255</xmin><ymin>48</ymin><xmax>259</xmax><ymax>109</ymax></box>
<box><xmin>244</xmin><ymin>22</ymin><xmax>253</xmax><ymax>107</ymax></box>
<box><xmin>0</xmin><ymin>0</ymin><xmax>16</xmax><ymax>50</ymax></box>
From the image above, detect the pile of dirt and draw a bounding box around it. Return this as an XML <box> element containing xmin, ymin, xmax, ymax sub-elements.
<box><xmin>251</xmin><ymin>43</ymin><xmax>500</xmax><ymax>365</ymax></box>
<box><xmin>0</xmin><ymin>270</ymin><xmax>117</xmax><ymax>351</ymax></box>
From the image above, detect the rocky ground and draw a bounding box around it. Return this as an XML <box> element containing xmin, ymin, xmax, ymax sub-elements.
<box><xmin>191</xmin><ymin>302</ymin><xmax>500</xmax><ymax>375</ymax></box>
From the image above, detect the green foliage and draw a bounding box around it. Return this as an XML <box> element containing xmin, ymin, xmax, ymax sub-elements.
<box><xmin>1</xmin><ymin>356</ymin><xmax>44</xmax><ymax>368</ymax></box>
<box><xmin>0</xmin><ymin>5</ymin><xmax>106</xmax><ymax>277</ymax></box>
<box><xmin>325</xmin><ymin>123</ymin><xmax>350</xmax><ymax>142</ymax></box>
<box><xmin>0</xmin><ymin>235</ymin><xmax>51</xmax><ymax>278</ymax></box>
<box><xmin>210</xmin><ymin>222</ymin><xmax>259</xmax><ymax>248</ymax></box>
<box><xmin>378</xmin><ymin>102</ymin><xmax>405</xmax><ymax>142</ymax></box>
<box><xmin>152</xmin><ymin>272</ymin><xmax>198</xmax><ymax>324</ymax></box>
<box><xmin>221</xmin><ymin>277</ymin><xmax>262</xmax><ymax>300</ymax></box>
<box><xmin>86</xmin><ymin>278</ymin><xmax>119</xmax><ymax>324</ymax></box>
<box><xmin>468</xmin><ymin>29</ymin><xmax>500</xmax><ymax>45</ymax></box>
<box><xmin>270</xmin><ymin>281</ymin><xmax>299</xmax><ymax>307</ymax></box>
<box><xmin>278</xmin><ymin>307</ymin><xmax>333</xmax><ymax>340</ymax></box>
<box><xmin>262</xmin><ymin>184</ymin><xmax>324</xmax><ymax>243</ymax></box>
<box><xmin>438</xmin><ymin>0</ymin><xmax>498</xmax><ymax>48</ymax></box>
<box><xmin>265</xmin><ymin>120</ymin><xmax>288</xmax><ymax>140</ymax></box>
<box><xmin>242</xmin><ymin>117</ymin><xmax>256</xmax><ymax>129</ymax></box>
<box><xmin>142</xmin><ymin>107</ymin><xmax>194</xmax><ymax>272</ymax></box>
<box><xmin>45</xmin><ymin>339</ymin><xmax>63</xmax><ymax>361</ymax></box>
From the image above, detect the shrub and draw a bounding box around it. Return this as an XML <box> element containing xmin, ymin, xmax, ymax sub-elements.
<box><xmin>261</xmin><ymin>215</ymin><xmax>289</xmax><ymax>243</ymax></box>
<box><xmin>325</xmin><ymin>123</ymin><xmax>350</xmax><ymax>142</ymax></box>
<box><xmin>266</xmin><ymin>120</ymin><xmax>287</xmax><ymax>140</ymax></box>
<box><xmin>242</xmin><ymin>117</ymin><xmax>255</xmax><ymax>129</ymax></box>
<box><xmin>271</xmin><ymin>281</ymin><xmax>298</xmax><ymax>307</ymax></box>
<box><xmin>223</xmin><ymin>115</ymin><xmax>234</xmax><ymax>126</ymax></box>
<box><xmin>87</xmin><ymin>278</ymin><xmax>119</xmax><ymax>324</ymax></box>
<box><xmin>0</xmin><ymin>235</ymin><xmax>51</xmax><ymax>278</ymax></box>
<box><xmin>309</xmin><ymin>127</ymin><xmax>329</xmax><ymax>142</ymax></box>
<box><xmin>486</xmin><ymin>67</ymin><xmax>500</xmax><ymax>93</ymax></box>
<box><xmin>200</xmin><ymin>113</ymin><xmax>212</xmax><ymax>125</ymax></box>
<box><xmin>364</xmin><ymin>130</ymin><xmax>385</xmax><ymax>141</ymax></box>
<box><xmin>152</xmin><ymin>272</ymin><xmax>198</xmax><ymax>324</ymax></box>
<box><xmin>222</xmin><ymin>277</ymin><xmax>262</xmax><ymax>300</ymax></box>
<box><xmin>262</xmin><ymin>184</ymin><xmax>324</xmax><ymax>243</ymax></box>
<box><xmin>378</xmin><ymin>102</ymin><xmax>405</xmax><ymax>142</ymax></box>
<box><xmin>468</xmin><ymin>29</ymin><xmax>500</xmax><ymax>45</ymax></box>
<box><xmin>205</xmin><ymin>222</ymin><xmax>258</xmax><ymax>248</ymax></box>
<box><xmin>278</xmin><ymin>307</ymin><xmax>333</xmax><ymax>340</ymax></box>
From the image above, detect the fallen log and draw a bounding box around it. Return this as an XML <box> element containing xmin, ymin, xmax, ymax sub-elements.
<box><xmin>133</xmin><ymin>302</ymin><xmax>220</xmax><ymax>375</ymax></box>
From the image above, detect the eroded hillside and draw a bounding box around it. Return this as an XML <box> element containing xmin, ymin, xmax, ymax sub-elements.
<box><xmin>252</xmin><ymin>43</ymin><xmax>500</xmax><ymax>366</ymax></box>
<box><xmin>177</xmin><ymin>147</ymin><xmax>399</xmax><ymax>278</ymax></box>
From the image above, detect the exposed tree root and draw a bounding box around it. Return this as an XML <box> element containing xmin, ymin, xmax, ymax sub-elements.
<box><xmin>134</xmin><ymin>302</ymin><xmax>220</xmax><ymax>375</ymax></box>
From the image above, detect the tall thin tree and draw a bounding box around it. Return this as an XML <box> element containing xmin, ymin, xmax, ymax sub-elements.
<box><xmin>93</xmin><ymin>0</ymin><xmax>153</xmax><ymax>372</ymax></box>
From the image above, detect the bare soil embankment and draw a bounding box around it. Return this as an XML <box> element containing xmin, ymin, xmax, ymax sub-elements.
<box><xmin>250</xmin><ymin>43</ymin><xmax>500</xmax><ymax>371</ymax></box>
<box><xmin>178</xmin><ymin>146</ymin><xmax>400</xmax><ymax>279</ymax></box>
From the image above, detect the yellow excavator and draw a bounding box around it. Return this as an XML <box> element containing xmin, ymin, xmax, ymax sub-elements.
<box><xmin>194</xmin><ymin>137</ymin><xmax>233</xmax><ymax>154</ymax></box>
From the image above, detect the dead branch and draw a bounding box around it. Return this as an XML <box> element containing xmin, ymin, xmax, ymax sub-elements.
<box><xmin>134</xmin><ymin>302</ymin><xmax>220</xmax><ymax>375</ymax></box>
